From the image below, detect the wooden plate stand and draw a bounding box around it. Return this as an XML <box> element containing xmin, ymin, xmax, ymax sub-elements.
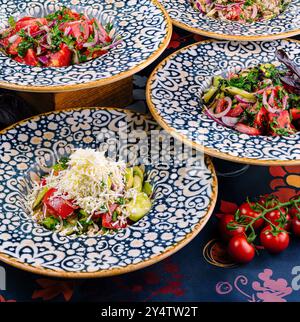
<box><xmin>15</xmin><ymin>76</ymin><xmax>133</xmax><ymax>113</ymax></box>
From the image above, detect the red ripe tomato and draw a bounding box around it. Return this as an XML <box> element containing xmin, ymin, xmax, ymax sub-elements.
<box><xmin>289</xmin><ymin>205</ymin><xmax>300</xmax><ymax>218</ymax></box>
<box><xmin>227</xmin><ymin>103</ymin><xmax>247</xmax><ymax>117</ymax></box>
<box><xmin>235</xmin><ymin>123</ymin><xmax>262</xmax><ymax>135</ymax></box>
<box><xmin>258</xmin><ymin>194</ymin><xmax>279</xmax><ymax>209</ymax></box>
<box><xmin>291</xmin><ymin>108</ymin><xmax>300</xmax><ymax>121</ymax></box>
<box><xmin>15</xmin><ymin>17</ymin><xmax>47</xmax><ymax>32</ymax></box>
<box><xmin>24</xmin><ymin>48</ymin><xmax>39</xmax><ymax>66</ymax></box>
<box><xmin>43</xmin><ymin>188</ymin><xmax>76</xmax><ymax>219</ymax></box>
<box><xmin>292</xmin><ymin>217</ymin><xmax>300</xmax><ymax>237</ymax></box>
<box><xmin>283</xmin><ymin>213</ymin><xmax>292</xmax><ymax>232</ymax></box>
<box><xmin>239</xmin><ymin>202</ymin><xmax>264</xmax><ymax>230</ymax></box>
<box><xmin>260</xmin><ymin>226</ymin><xmax>289</xmax><ymax>254</ymax></box>
<box><xmin>102</xmin><ymin>212</ymin><xmax>127</xmax><ymax>229</ymax></box>
<box><xmin>254</xmin><ymin>106</ymin><xmax>268</xmax><ymax>128</ymax></box>
<box><xmin>63</xmin><ymin>20</ymin><xmax>90</xmax><ymax>43</ymax></box>
<box><xmin>227</xmin><ymin>236</ymin><xmax>255</xmax><ymax>264</ymax></box>
<box><xmin>218</xmin><ymin>214</ymin><xmax>245</xmax><ymax>242</ymax></box>
<box><xmin>47</xmin><ymin>43</ymin><xmax>72</xmax><ymax>67</ymax></box>
<box><xmin>7</xmin><ymin>36</ymin><xmax>22</xmax><ymax>55</ymax></box>
<box><xmin>265</xmin><ymin>207</ymin><xmax>286</xmax><ymax>225</ymax></box>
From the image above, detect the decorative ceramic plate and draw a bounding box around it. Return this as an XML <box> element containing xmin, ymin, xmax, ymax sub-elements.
<box><xmin>147</xmin><ymin>39</ymin><xmax>300</xmax><ymax>166</ymax></box>
<box><xmin>0</xmin><ymin>0</ymin><xmax>172</xmax><ymax>92</ymax></box>
<box><xmin>159</xmin><ymin>0</ymin><xmax>300</xmax><ymax>41</ymax></box>
<box><xmin>0</xmin><ymin>107</ymin><xmax>217</xmax><ymax>277</ymax></box>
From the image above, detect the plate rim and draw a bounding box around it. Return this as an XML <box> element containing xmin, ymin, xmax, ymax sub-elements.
<box><xmin>146</xmin><ymin>38</ymin><xmax>300</xmax><ymax>166</ymax></box>
<box><xmin>0</xmin><ymin>0</ymin><xmax>173</xmax><ymax>93</ymax></box>
<box><xmin>161</xmin><ymin>0</ymin><xmax>300</xmax><ymax>41</ymax></box>
<box><xmin>0</xmin><ymin>106</ymin><xmax>218</xmax><ymax>278</ymax></box>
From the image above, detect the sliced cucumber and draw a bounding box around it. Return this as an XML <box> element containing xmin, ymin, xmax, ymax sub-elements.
<box><xmin>127</xmin><ymin>192</ymin><xmax>152</xmax><ymax>222</ymax></box>
<box><xmin>143</xmin><ymin>182</ymin><xmax>153</xmax><ymax>197</ymax></box>
<box><xmin>133</xmin><ymin>166</ymin><xmax>144</xmax><ymax>180</ymax></box>
<box><xmin>33</xmin><ymin>186</ymin><xmax>49</xmax><ymax>210</ymax></box>
<box><xmin>133</xmin><ymin>175</ymin><xmax>142</xmax><ymax>192</ymax></box>
<box><xmin>42</xmin><ymin>216</ymin><xmax>59</xmax><ymax>230</ymax></box>
<box><xmin>125</xmin><ymin>167</ymin><xmax>134</xmax><ymax>189</ymax></box>
<box><xmin>224</xmin><ymin>87</ymin><xmax>256</xmax><ymax>101</ymax></box>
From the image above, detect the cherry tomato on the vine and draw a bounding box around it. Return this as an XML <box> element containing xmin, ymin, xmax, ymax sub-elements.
<box><xmin>292</xmin><ymin>217</ymin><xmax>300</xmax><ymax>237</ymax></box>
<box><xmin>218</xmin><ymin>214</ymin><xmax>245</xmax><ymax>242</ymax></box>
<box><xmin>227</xmin><ymin>235</ymin><xmax>255</xmax><ymax>264</ymax></box>
<box><xmin>265</xmin><ymin>207</ymin><xmax>291</xmax><ymax>230</ymax></box>
<box><xmin>239</xmin><ymin>202</ymin><xmax>264</xmax><ymax>230</ymax></box>
<box><xmin>260</xmin><ymin>226</ymin><xmax>289</xmax><ymax>254</ymax></box>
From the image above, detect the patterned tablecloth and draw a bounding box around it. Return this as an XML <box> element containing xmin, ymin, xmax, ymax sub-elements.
<box><xmin>0</xmin><ymin>27</ymin><xmax>299</xmax><ymax>303</ymax></box>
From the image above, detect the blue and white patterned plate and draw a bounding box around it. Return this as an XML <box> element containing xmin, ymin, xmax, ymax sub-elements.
<box><xmin>159</xmin><ymin>0</ymin><xmax>300</xmax><ymax>40</ymax></box>
<box><xmin>147</xmin><ymin>39</ymin><xmax>300</xmax><ymax>165</ymax></box>
<box><xmin>0</xmin><ymin>107</ymin><xmax>217</xmax><ymax>277</ymax></box>
<box><xmin>0</xmin><ymin>0</ymin><xmax>172</xmax><ymax>92</ymax></box>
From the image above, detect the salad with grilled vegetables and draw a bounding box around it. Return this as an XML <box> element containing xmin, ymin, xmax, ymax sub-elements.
<box><xmin>0</xmin><ymin>6</ymin><xmax>121</xmax><ymax>67</ymax></box>
<box><xmin>191</xmin><ymin>0</ymin><xmax>290</xmax><ymax>23</ymax></box>
<box><xmin>27</xmin><ymin>149</ymin><xmax>153</xmax><ymax>236</ymax></box>
<box><xmin>202</xmin><ymin>50</ymin><xmax>300</xmax><ymax>136</ymax></box>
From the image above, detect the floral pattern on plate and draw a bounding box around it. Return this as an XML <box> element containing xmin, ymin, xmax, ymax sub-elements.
<box><xmin>147</xmin><ymin>39</ymin><xmax>300</xmax><ymax>165</ymax></box>
<box><xmin>0</xmin><ymin>0</ymin><xmax>171</xmax><ymax>90</ymax></box>
<box><xmin>159</xmin><ymin>0</ymin><xmax>300</xmax><ymax>40</ymax></box>
<box><xmin>0</xmin><ymin>107</ymin><xmax>217</xmax><ymax>276</ymax></box>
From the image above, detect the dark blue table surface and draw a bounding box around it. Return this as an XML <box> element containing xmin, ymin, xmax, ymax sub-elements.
<box><xmin>0</xmin><ymin>27</ymin><xmax>299</xmax><ymax>303</ymax></box>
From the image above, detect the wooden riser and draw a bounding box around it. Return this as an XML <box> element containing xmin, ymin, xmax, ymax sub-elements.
<box><xmin>15</xmin><ymin>76</ymin><xmax>133</xmax><ymax>113</ymax></box>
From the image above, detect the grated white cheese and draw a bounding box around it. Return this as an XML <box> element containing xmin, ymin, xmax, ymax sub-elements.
<box><xmin>43</xmin><ymin>148</ymin><xmax>127</xmax><ymax>215</ymax></box>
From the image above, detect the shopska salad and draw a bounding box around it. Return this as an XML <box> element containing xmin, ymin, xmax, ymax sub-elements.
<box><xmin>191</xmin><ymin>0</ymin><xmax>290</xmax><ymax>23</ymax></box>
<box><xmin>202</xmin><ymin>50</ymin><xmax>300</xmax><ymax>136</ymax></box>
<box><xmin>27</xmin><ymin>149</ymin><xmax>153</xmax><ymax>236</ymax></box>
<box><xmin>0</xmin><ymin>6</ymin><xmax>121</xmax><ymax>67</ymax></box>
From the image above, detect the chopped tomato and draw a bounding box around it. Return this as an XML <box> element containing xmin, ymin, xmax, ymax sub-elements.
<box><xmin>227</xmin><ymin>103</ymin><xmax>247</xmax><ymax>117</ymax></box>
<box><xmin>14</xmin><ymin>56</ymin><xmax>24</xmax><ymax>64</ymax></box>
<box><xmin>63</xmin><ymin>20</ymin><xmax>90</xmax><ymax>43</ymax></box>
<box><xmin>269</xmin><ymin>110</ymin><xmax>295</xmax><ymax>135</ymax></box>
<box><xmin>43</xmin><ymin>188</ymin><xmax>76</xmax><ymax>219</ymax></box>
<box><xmin>254</xmin><ymin>106</ymin><xmax>268</xmax><ymax>129</ymax></box>
<box><xmin>47</xmin><ymin>43</ymin><xmax>72</xmax><ymax>67</ymax></box>
<box><xmin>235</xmin><ymin>123</ymin><xmax>262</xmax><ymax>135</ymax></box>
<box><xmin>15</xmin><ymin>17</ymin><xmax>47</xmax><ymax>32</ymax></box>
<box><xmin>102</xmin><ymin>212</ymin><xmax>127</xmax><ymax>229</ymax></box>
<box><xmin>7</xmin><ymin>36</ymin><xmax>22</xmax><ymax>55</ymax></box>
<box><xmin>86</xmin><ymin>49</ymin><xmax>108</xmax><ymax>59</ymax></box>
<box><xmin>291</xmin><ymin>108</ymin><xmax>300</xmax><ymax>121</ymax></box>
<box><xmin>24</xmin><ymin>48</ymin><xmax>38</xmax><ymax>66</ymax></box>
<box><xmin>225</xmin><ymin>5</ymin><xmax>242</xmax><ymax>21</ymax></box>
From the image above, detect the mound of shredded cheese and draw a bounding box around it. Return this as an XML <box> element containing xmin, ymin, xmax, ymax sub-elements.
<box><xmin>44</xmin><ymin>149</ymin><xmax>126</xmax><ymax>214</ymax></box>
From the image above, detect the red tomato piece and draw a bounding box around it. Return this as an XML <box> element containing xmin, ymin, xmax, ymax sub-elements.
<box><xmin>15</xmin><ymin>17</ymin><xmax>47</xmax><ymax>32</ymax></box>
<box><xmin>227</xmin><ymin>236</ymin><xmax>255</xmax><ymax>264</ymax></box>
<box><xmin>43</xmin><ymin>188</ymin><xmax>76</xmax><ymax>219</ymax></box>
<box><xmin>102</xmin><ymin>212</ymin><xmax>127</xmax><ymax>229</ymax></box>
<box><xmin>24</xmin><ymin>48</ymin><xmax>38</xmax><ymax>66</ymax></box>
<box><xmin>63</xmin><ymin>20</ymin><xmax>90</xmax><ymax>43</ymax></box>
<box><xmin>218</xmin><ymin>214</ymin><xmax>245</xmax><ymax>242</ymax></box>
<box><xmin>235</xmin><ymin>123</ymin><xmax>262</xmax><ymax>135</ymax></box>
<box><xmin>291</xmin><ymin>108</ymin><xmax>300</xmax><ymax>121</ymax></box>
<box><xmin>7</xmin><ymin>36</ymin><xmax>22</xmax><ymax>55</ymax></box>
<box><xmin>292</xmin><ymin>217</ymin><xmax>300</xmax><ymax>237</ymax></box>
<box><xmin>239</xmin><ymin>202</ymin><xmax>264</xmax><ymax>230</ymax></box>
<box><xmin>260</xmin><ymin>226</ymin><xmax>289</xmax><ymax>254</ymax></box>
<box><xmin>47</xmin><ymin>43</ymin><xmax>72</xmax><ymax>67</ymax></box>
<box><xmin>269</xmin><ymin>110</ymin><xmax>295</xmax><ymax>136</ymax></box>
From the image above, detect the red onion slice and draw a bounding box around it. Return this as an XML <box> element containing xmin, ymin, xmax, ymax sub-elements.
<box><xmin>209</xmin><ymin>97</ymin><xmax>232</xmax><ymax>118</ymax></box>
<box><xmin>221</xmin><ymin>116</ymin><xmax>239</xmax><ymax>127</ymax></box>
<box><xmin>262</xmin><ymin>91</ymin><xmax>278</xmax><ymax>114</ymax></box>
<box><xmin>8</xmin><ymin>34</ymin><xmax>19</xmax><ymax>43</ymax></box>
